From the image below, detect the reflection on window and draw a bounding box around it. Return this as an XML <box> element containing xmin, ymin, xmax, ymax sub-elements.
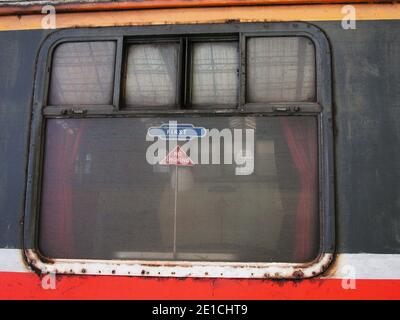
<box><xmin>247</xmin><ymin>37</ymin><xmax>316</xmax><ymax>102</ymax></box>
<box><xmin>191</xmin><ymin>42</ymin><xmax>239</xmax><ymax>107</ymax></box>
<box><xmin>39</xmin><ymin>117</ymin><xmax>319</xmax><ymax>263</ymax></box>
<box><xmin>125</xmin><ymin>43</ymin><xmax>179</xmax><ymax>108</ymax></box>
<box><xmin>49</xmin><ymin>41</ymin><xmax>116</xmax><ymax>105</ymax></box>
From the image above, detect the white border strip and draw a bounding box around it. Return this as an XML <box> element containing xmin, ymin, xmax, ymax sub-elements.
<box><xmin>328</xmin><ymin>253</ymin><xmax>400</xmax><ymax>280</ymax></box>
<box><xmin>0</xmin><ymin>249</ymin><xmax>30</xmax><ymax>273</ymax></box>
<box><xmin>1</xmin><ymin>249</ymin><xmax>400</xmax><ymax>279</ymax></box>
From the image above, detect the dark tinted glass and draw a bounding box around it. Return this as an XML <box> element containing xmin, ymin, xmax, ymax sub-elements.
<box><xmin>125</xmin><ymin>43</ymin><xmax>179</xmax><ymax>108</ymax></box>
<box><xmin>191</xmin><ymin>42</ymin><xmax>239</xmax><ymax>107</ymax></box>
<box><xmin>247</xmin><ymin>37</ymin><xmax>316</xmax><ymax>102</ymax></box>
<box><xmin>40</xmin><ymin>116</ymin><xmax>319</xmax><ymax>263</ymax></box>
<box><xmin>49</xmin><ymin>41</ymin><xmax>116</xmax><ymax>105</ymax></box>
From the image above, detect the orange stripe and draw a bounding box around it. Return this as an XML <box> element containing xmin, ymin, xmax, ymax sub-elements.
<box><xmin>0</xmin><ymin>3</ymin><xmax>399</xmax><ymax>31</ymax></box>
<box><xmin>0</xmin><ymin>1</ymin><xmax>390</xmax><ymax>16</ymax></box>
<box><xmin>1</xmin><ymin>272</ymin><xmax>400</xmax><ymax>299</ymax></box>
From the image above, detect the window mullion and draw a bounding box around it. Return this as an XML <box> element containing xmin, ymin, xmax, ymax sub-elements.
<box><xmin>239</xmin><ymin>32</ymin><xmax>246</xmax><ymax>110</ymax></box>
<box><xmin>173</xmin><ymin>165</ymin><xmax>178</xmax><ymax>259</ymax></box>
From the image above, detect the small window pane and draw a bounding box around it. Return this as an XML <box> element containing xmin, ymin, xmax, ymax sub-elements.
<box><xmin>247</xmin><ymin>37</ymin><xmax>316</xmax><ymax>102</ymax></box>
<box><xmin>49</xmin><ymin>41</ymin><xmax>116</xmax><ymax>105</ymax></box>
<box><xmin>125</xmin><ymin>43</ymin><xmax>179</xmax><ymax>108</ymax></box>
<box><xmin>191</xmin><ymin>42</ymin><xmax>239</xmax><ymax>107</ymax></box>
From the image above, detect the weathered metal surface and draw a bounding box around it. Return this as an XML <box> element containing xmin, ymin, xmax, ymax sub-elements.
<box><xmin>0</xmin><ymin>29</ymin><xmax>48</xmax><ymax>249</ymax></box>
<box><xmin>1</xmin><ymin>3</ymin><xmax>400</xmax><ymax>32</ymax></box>
<box><xmin>25</xmin><ymin>249</ymin><xmax>334</xmax><ymax>278</ymax></box>
<box><xmin>0</xmin><ymin>0</ymin><xmax>395</xmax><ymax>17</ymax></box>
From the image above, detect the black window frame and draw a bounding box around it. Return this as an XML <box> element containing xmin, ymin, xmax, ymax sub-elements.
<box><xmin>244</xmin><ymin>34</ymin><xmax>317</xmax><ymax>105</ymax></box>
<box><xmin>186</xmin><ymin>35</ymin><xmax>240</xmax><ymax>109</ymax></box>
<box><xmin>24</xmin><ymin>22</ymin><xmax>335</xmax><ymax>279</ymax></box>
<box><xmin>122</xmin><ymin>37</ymin><xmax>184</xmax><ymax>110</ymax></box>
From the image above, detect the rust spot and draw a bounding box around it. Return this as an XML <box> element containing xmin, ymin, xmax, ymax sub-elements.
<box><xmin>274</xmin><ymin>279</ymin><xmax>287</xmax><ymax>287</ymax></box>
<box><xmin>22</xmin><ymin>250</ymin><xmax>44</xmax><ymax>276</ymax></box>
<box><xmin>140</xmin><ymin>262</ymin><xmax>192</xmax><ymax>268</ymax></box>
<box><xmin>25</xmin><ymin>249</ymin><xmax>55</xmax><ymax>265</ymax></box>
<box><xmin>111</xmin><ymin>270</ymin><xmax>116</xmax><ymax>274</ymax></box>
<box><xmin>41</xmin><ymin>258</ymin><xmax>55</xmax><ymax>265</ymax></box>
<box><xmin>141</xmin><ymin>270</ymin><xmax>146</xmax><ymax>275</ymax></box>
<box><xmin>37</xmin><ymin>253</ymin><xmax>56</xmax><ymax>265</ymax></box>
<box><xmin>320</xmin><ymin>254</ymin><xmax>338</xmax><ymax>277</ymax></box>
<box><xmin>81</xmin><ymin>268</ymin><xmax>86</xmax><ymax>274</ymax></box>
<box><xmin>225</xmin><ymin>19</ymin><xmax>240</xmax><ymax>23</ymax></box>
<box><xmin>292</xmin><ymin>270</ymin><xmax>304</xmax><ymax>278</ymax></box>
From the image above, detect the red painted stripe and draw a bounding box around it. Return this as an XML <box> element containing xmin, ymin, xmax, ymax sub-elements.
<box><xmin>0</xmin><ymin>272</ymin><xmax>400</xmax><ymax>300</ymax></box>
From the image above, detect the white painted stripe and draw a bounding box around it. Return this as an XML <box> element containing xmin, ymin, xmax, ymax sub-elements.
<box><xmin>327</xmin><ymin>253</ymin><xmax>400</xmax><ymax>280</ymax></box>
<box><xmin>0</xmin><ymin>249</ymin><xmax>31</xmax><ymax>273</ymax></box>
<box><xmin>1</xmin><ymin>249</ymin><xmax>400</xmax><ymax>279</ymax></box>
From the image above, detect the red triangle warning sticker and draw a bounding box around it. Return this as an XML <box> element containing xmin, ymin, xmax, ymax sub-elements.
<box><xmin>159</xmin><ymin>146</ymin><xmax>194</xmax><ymax>166</ymax></box>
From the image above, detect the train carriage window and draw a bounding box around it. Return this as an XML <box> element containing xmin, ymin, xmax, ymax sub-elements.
<box><xmin>247</xmin><ymin>37</ymin><xmax>316</xmax><ymax>102</ymax></box>
<box><xmin>39</xmin><ymin>116</ymin><xmax>319</xmax><ymax>262</ymax></box>
<box><xmin>124</xmin><ymin>43</ymin><xmax>180</xmax><ymax>108</ymax></box>
<box><xmin>190</xmin><ymin>41</ymin><xmax>239</xmax><ymax>107</ymax></box>
<box><xmin>49</xmin><ymin>41</ymin><xmax>116</xmax><ymax>106</ymax></box>
<box><xmin>31</xmin><ymin>27</ymin><xmax>333</xmax><ymax>278</ymax></box>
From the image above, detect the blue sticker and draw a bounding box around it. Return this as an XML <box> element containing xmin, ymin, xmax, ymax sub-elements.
<box><xmin>148</xmin><ymin>122</ymin><xmax>207</xmax><ymax>141</ymax></box>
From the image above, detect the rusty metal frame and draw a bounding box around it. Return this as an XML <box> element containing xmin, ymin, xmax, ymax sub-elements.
<box><xmin>23</xmin><ymin>22</ymin><xmax>335</xmax><ymax>279</ymax></box>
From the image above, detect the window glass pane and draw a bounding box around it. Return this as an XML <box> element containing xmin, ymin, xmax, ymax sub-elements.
<box><xmin>40</xmin><ymin>116</ymin><xmax>319</xmax><ymax>263</ymax></box>
<box><xmin>247</xmin><ymin>37</ymin><xmax>316</xmax><ymax>102</ymax></box>
<box><xmin>125</xmin><ymin>43</ymin><xmax>179</xmax><ymax>108</ymax></box>
<box><xmin>40</xmin><ymin>118</ymin><xmax>175</xmax><ymax>260</ymax></box>
<box><xmin>191</xmin><ymin>42</ymin><xmax>239</xmax><ymax>107</ymax></box>
<box><xmin>49</xmin><ymin>41</ymin><xmax>116</xmax><ymax>105</ymax></box>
